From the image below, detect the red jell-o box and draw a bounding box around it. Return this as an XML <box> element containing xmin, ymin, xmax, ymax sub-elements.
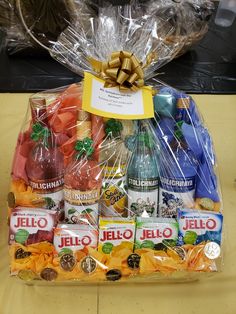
<box><xmin>9</xmin><ymin>207</ymin><xmax>58</xmax><ymax>245</ymax></box>
<box><xmin>54</xmin><ymin>224</ymin><xmax>98</xmax><ymax>254</ymax></box>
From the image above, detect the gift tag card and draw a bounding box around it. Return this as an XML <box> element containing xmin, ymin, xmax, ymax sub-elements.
<box><xmin>82</xmin><ymin>72</ymin><xmax>154</xmax><ymax>120</ymax></box>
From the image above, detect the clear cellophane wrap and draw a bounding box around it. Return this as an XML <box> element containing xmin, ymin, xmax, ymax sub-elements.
<box><xmin>8</xmin><ymin>0</ymin><xmax>222</xmax><ymax>284</ymax></box>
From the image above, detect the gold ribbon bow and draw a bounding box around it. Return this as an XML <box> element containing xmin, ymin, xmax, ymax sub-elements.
<box><xmin>89</xmin><ymin>51</ymin><xmax>156</xmax><ymax>92</ymax></box>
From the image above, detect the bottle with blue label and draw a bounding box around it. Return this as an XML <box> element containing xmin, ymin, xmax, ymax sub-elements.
<box><xmin>127</xmin><ymin>122</ymin><xmax>159</xmax><ymax>217</ymax></box>
<box><xmin>159</xmin><ymin>97</ymin><xmax>198</xmax><ymax>218</ymax></box>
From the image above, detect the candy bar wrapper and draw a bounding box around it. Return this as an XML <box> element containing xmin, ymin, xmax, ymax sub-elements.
<box><xmin>7</xmin><ymin>0</ymin><xmax>223</xmax><ymax>284</ymax></box>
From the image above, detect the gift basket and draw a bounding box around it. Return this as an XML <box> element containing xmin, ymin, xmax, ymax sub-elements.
<box><xmin>8</xmin><ymin>0</ymin><xmax>223</xmax><ymax>283</ymax></box>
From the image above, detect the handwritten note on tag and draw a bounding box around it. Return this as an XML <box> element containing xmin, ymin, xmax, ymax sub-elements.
<box><xmin>82</xmin><ymin>72</ymin><xmax>154</xmax><ymax>120</ymax></box>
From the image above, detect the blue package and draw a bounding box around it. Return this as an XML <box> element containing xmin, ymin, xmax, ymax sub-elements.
<box><xmin>155</xmin><ymin>117</ymin><xmax>175</xmax><ymax>145</ymax></box>
<box><xmin>177</xmin><ymin>209</ymin><xmax>223</xmax><ymax>245</ymax></box>
<box><xmin>195</xmin><ymin>157</ymin><xmax>220</xmax><ymax>202</ymax></box>
<box><xmin>154</xmin><ymin>92</ymin><xmax>176</xmax><ymax>118</ymax></box>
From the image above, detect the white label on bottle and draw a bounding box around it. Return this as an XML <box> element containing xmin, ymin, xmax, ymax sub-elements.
<box><xmin>127</xmin><ymin>177</ymin><xmax>159</xmax><ymax>217</ymax></box>
<box><xmin>128</xmin><ymin>190</ymin><xmax>158</xmax><ymax>217</ymax></box>
<box><xmin>39</xmin><ymin>190</ymin><xmax>64</xmax><ymax>211</ymax></box>
<box><xmin>64</xmin><ymin>188</ymin><xmax>100</xmax><ymax>205</ymax></box>
<box><xmin>159</xmin><ymin>176</ymin><xmax>195</xmax><ymax>218</ymax></box>
<box><xmin>101</xmin><ymin>176</ymin><xmax>127</xmax><ymax>217</ymax></box>
<box><xmin>29</xmin><ymin>177</ymin><xmax>64</xmax><ymax>192</ymax></box>
<box><xmin>65</xmin><ymin>201</ymin><xmax>99</xmax><ymax>225</ymax></box>
<box><xmin>28</xmin><ymin>176</ymin><xmax>64</xmax><ymax>211</ymax></box>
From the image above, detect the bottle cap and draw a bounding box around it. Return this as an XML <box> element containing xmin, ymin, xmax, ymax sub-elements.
<box><xmin>30</xmin><ymin>97</ymin><xmax>46</xmax><ymax>107</ymax></box>
<box><xmin>177</xmin><ymin>97</ymin><xmax>190</xmax><ymax>109</ymax></box>
<box><xmin>30</xmin><ymin>97</ymin><xmax>47</xmax><ymax>124</ymax></box>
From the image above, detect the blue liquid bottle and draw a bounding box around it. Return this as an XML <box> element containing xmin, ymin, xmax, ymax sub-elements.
<box><xmin>159</xmin><ymin>97</ymin><xmax>198</xmax><ymax>218</ymax></box>
<box><xmin>127</xmin><ymin>122</ymin><xmax>159</xmax><ymax>217</ymax></box>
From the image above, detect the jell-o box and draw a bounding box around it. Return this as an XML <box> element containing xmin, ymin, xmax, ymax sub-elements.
<box><xmin>177</xmin><ymin>209</ymin><xmax>223</xmax><ymax>245</ymax></box>
<box><xmin>9</xmin><ymin>207</ymin><xmax>58</xmax><ymax>245</ymax></box>
<box><xmin>135</xmin><ymin>217</ymin><xmax>178</xmax><ymax>250</ymax></box>
<box><xmin>53</xmin><ymin>224</ymin><xmax>98</xmax><ymax>254</ymax></box>
<box><xmin>98</xmin><ymin>217</ymin><xmax>135</xmax><ymax>254</ymax></box>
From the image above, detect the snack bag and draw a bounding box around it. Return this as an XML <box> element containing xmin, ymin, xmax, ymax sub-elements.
<box><xmin>7</xmin><ymin>0</ymin><xmax>223</xmax><ymax>283</ymax></box>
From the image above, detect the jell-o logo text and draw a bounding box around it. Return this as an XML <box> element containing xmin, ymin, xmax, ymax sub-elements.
<box><xmin>140</xmin><ymin>228</ymin><xmax>173</xmax><ymax>240</ymax></box>
<box><xmin>100</xmin><ymin>229</ymin><xmax>133</xmax><ymax>242</ymax></box>
<box><xmin>58</xmin><ymin>236</ymin><xmax>92</xmax><ymax>248</ymax></box>
<box><xmin>14</xmin><ymin>217</ymin><xmax>48</xmax><ymax>229</ymax></box>
<box><xmin>182</xmin><ymin>218</ymin><xmax>217</xmax><ymax>231</ymax></box>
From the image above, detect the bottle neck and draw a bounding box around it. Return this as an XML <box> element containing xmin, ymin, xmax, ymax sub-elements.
<box><xmin>30</xmin><ymin>97</ymin><xmax>49</xmax><ymax>126</ymax></box>
<box><xmin>30</xmin><ymin>98</ymin><xmax>55</xmax><ymax>148</ymax></box>
<box><xmin>175</xmin><ymin>97</ymin><xmax>190</xmax><ymax>124</ymax></box>
<box><xmin>76</xmin><ymin>109</ymin><xmax>92</xmax><ymax>141</ymax></box>
<box><xmin>136</xmin><ymin>134</ymin><xmax>153</xmax><ymax>154</ymax></box>
<box><xmin>170</xmin><ymin>138</ymin><xmax>188</xmax><ymax>152</ymax></box>
<box><xmin>170</xmin><ymin>121</ymin><xmax>188</xmax><ymax>151</ymax></box>
<box><xmin>75</xmin><ymin>109</ymin><xmax>93</xmax><ymax>160</ymax></box>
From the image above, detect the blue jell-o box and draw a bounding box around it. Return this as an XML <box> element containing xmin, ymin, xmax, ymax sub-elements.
<box><xmin>177</xmin><ymin>209</ymin><xmax>223</xmax><ymax>245</ymax></box>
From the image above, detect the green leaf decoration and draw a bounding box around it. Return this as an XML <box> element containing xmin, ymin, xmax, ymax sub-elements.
<box><xmin>75</xmin><ymin>141</ymin><xmax>84</xmax><ymax>151</ymax></box>
<box><xmin>59</xmin><ymin>248</ymin><xmax>73</xmax><ymax>257</ymax></box>
<box><xmin>15</xmin><ymin>229</ymin><xmax>29</xmax><ymax>244</ymax></box>
<box><xmin>68</xmin><ymin>208</ymin><xmax>76</xmax><ymax>215</ymax></box>
<box><xmin>44</xmin><ymin>197</ymin><xmax>55</xmax><ymax>207</ymax></box>
<box><xmin>174</xmin><ymin>120</ymin><xmax>184</xmax><ymax>141</ymax></box>
<box><xmin>105</xmin><ymin>119</ymin><xmax>123</xmax><ymax>138</ymax></box>
<box><xmin>32</xmin><ymin>122</ymin><xmax>43</xmax><ymax>133</ymax></box>
<box><xmin>83</xmin><ymin>138</ymin><xmax>93</xmax><ymax>149</ymax></box>
<box><xmin>31</xmin><ymin>122</ymin><xmax>50</xmax><ymax>145</ymax></box>
<box><xmin>30</xmin><ymin>133</ymin><xmax>40</xmax><ymax>141</ymax></box>
<box><xmin>81</xmin><ymin>208</ymin><xmax>94</xmax><ymax>214</ymax></box>
<box><xmin>75</xmin><ymin>137</ymin><xmax>94</xmax><ymax>158</ymax></box>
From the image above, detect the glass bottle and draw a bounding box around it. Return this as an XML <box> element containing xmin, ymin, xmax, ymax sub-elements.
<box><xmin>127</xmin><ymin>122</ymin><xmax>159</xmax><ymax>217</ymax></box>
<box><xmin>99</xmin><ymin>119</ymin><xmax>129</xmax><ymax>217</ymax></box>
<box><xmin>159</xmin><ymin>97</ymin><xmax>198</xmax><ymax>218</ymax></box>
<box><xmin>64</xmin><ymin>109</ymin><xmax>102</xmax><ymax>225</ymax></box>
<box><xmin>25</xmin><ymin>97</ymin><xmax>64</xmax><ymax>212</ymax></box>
